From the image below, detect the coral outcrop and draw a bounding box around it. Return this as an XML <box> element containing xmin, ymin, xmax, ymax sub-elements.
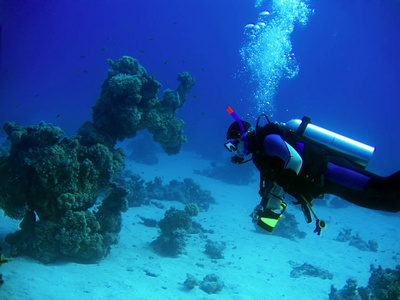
<box><xmin>183</xmin><ymin>273</ymin><xmax>224</xmax><ymax>294</ymax></box>
<box><xmin>204</xmin><ymin>239</ymin><xmax>226</xmax><ymax>259</ymax></box>
<box><xmin>199</xmin><ymin>274</ymin><xmax>224</xmax><ymax>294</ymax></box>
<box><xmin>289</xmin><ymin>261</ymin><xmax>333</xmax><ymax>280</ymax></box>
<box><xmin>118</xmin><ymin>173</ymin><xmax>216</xmax><ymax>211</ymax></box>
<box><xmin>151</xmin><ymin>204</ymin><xmax>205</xmax><ymax>257</ymax></box>
<box><xmin>0</xmin><ymin>57</ymin><xmax>194</xmax><ymax>263</ymax></box>
<box><xmin>92</xmin><ymin>56</ymin><xmax>195</xmax><ymax>154</ymax></box>
<box><xmin>329</xmin><ymin>265</ymin><xmax>400</xmax><ymax>300</ymax></box>
<box><xmin>0</xmin><ymin>122</ymin><xmax>127</xmax><ymax>263</ymax></box>
<box><xmin>335</xmin><ymin>228</ymin><xmax>379</xmax><ymax>252</ymax></box>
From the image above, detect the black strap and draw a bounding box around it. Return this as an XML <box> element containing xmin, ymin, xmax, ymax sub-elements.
<box><xmin>297</xmin><ymin>116</ymin><xmax>311</xmax><ymax>136</ymax></box>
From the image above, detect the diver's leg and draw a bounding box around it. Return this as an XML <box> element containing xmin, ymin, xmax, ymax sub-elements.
<box><xmin>364</xmin><ymin>171</ymin><xmax>400</xmax><ymax>195</ymax></box>
<box><xmin>324</xmin><ymin>163</ymin><xmax>400</xmax><ymax>212</ymax></box>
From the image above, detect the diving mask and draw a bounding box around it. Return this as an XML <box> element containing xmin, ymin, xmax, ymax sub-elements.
<box><xmin>224</xmin><ymin>139</ymin><xmax>245</xmax><ymax>157</ymax></box>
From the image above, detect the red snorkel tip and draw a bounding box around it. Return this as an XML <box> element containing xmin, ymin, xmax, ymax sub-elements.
<box><xmin>225</xmin><ymin>107</ymin><xmax>249</xmax><ymax>158</ymax></box>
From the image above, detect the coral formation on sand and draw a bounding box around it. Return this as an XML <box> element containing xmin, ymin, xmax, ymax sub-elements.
<box><xmin>204</xmin><ymin>239</ymin><xmax>226</xmax><ymax>259</ymax></box>
<box><xmin>335</xmin><ymin>228</ymin><xmax>379</xmax><ymax>252</ymax></box>
<box><xmin>92</xmin><ymin>56</ymin><xmax>195</xmax><ymax>154</ymax></box>
<box><xmin>329</xmin><ymin>265</ymin><xmax>400</xmax><ymax>300</ymax></box>
<box><xmin>0</xmin><ymin>121</ymin><xmax>128</xmax><ymax>263</ymax></box>
<box><xmin>0</xmin><ymin>57</ymin><xmax>194</xmax><ymax>263</ymax></box>
<box><xmin>183</xmin><ymin>273</ymin><xmax>224</xmax><ymax>294</ymax></box>
<box><xmin>118</xmin><ymin>173</ymin><xmax>215</xmax><ymax>211</ymax></box>
<box><xmin>183</xmin><ymin>273</ymin><xmax>198</xmax><ymax>290</ymax></box>
<box><xmin>146</xmin><ymin>177</ymin><xmax>215</xmax><ymax>211</ymax></box>
<box><xmin>289</xmin><ymin>260</ymin><xmax>333</xmax><ymax>280</ymax></box>
<box><xmin>151</xmin><ymin>205</ymin><xmax>204</xmax><ymax>257</ymax></box>
<box><xmin>199</xmin><ymin>274</ymin><xmax>224</xmax><ymax>294</ymax></box>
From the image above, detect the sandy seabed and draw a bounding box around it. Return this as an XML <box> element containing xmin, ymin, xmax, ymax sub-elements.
<box><xmin>1</xmin><ymin>152</ymin><xmax>399</xmax><ymax>300</ymax></box>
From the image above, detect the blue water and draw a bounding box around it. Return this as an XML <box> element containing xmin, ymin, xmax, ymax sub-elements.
<box><xmin>1</xmin><ymin>0</ymin><xmax>399</xmax><ymax>177</ymax></box>
<box><xmin>1</xmin><ymin>1</ymin><xmax>400</xmax><ymax>298</ymax></box>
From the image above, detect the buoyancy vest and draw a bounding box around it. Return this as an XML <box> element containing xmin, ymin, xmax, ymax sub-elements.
<box><xmin>252</xmin><ymin>122</ymin><xmax>331</xmax><ymax>199</ymax></box>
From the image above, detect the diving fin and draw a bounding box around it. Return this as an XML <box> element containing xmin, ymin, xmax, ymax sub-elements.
<box><xmin>252</xmin><ymin>202</ymin><xmax>287</xmax><ymax>233</ymax></box>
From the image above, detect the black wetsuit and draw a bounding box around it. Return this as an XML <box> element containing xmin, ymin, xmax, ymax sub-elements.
<box><xmin>251</xmin><ymin>123</ymin><xmax>400</xmax><ymax>213</ymax></box>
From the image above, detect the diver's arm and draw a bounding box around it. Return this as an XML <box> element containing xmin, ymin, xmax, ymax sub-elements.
<box><xmin>263</xmin><ymin>134</ymin><xmax>303</xmax><ymax>188</ymax></box>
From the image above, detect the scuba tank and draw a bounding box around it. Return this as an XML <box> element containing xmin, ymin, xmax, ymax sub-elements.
<box><xmin>284</xmin><ymin>117</ymin><xmax>375</xmax><ymax>169</ymax></box>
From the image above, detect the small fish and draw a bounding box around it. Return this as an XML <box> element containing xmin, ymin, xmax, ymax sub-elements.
<box><xmin>83</xmin><ymin>70</ymin><xmax>88</xmax><ymax>73</ymax></box>
<box><xmin>79</xmin><ymin>55</ymin><xmax>86</xmax><ymax>58</ymax></box>
<box><xmin>182</xmin><ymin>59</ymin><xmax>186</xmax><ymax>63</ymax></box>
<box><xmin>149</xmin><ymin>37</ymin><xmax>155</xmax><ymax>41</ymax></box>
<box><xmin>126</xmin><ymin>29</ymin><xmax>131</xmax><ymax>33</ymax></box>
<box><xmin>172</xmin><ymin>21</ymin><xmax>178</xmax><ymax>25</ymax></box>
<box><xmin>56</xmin><ymin>114</ymin><xmax>61</xmax><ymax>118</ymax></box>
<box><xmin>34</xmin><ymin>94</ymin><xmax>39</xmax><ymax>97</ymax></box>
<box><xmin>201</xmin><ymin>67</ymin><xmax>204</xmax><ymax>71</ymax></box>
<box><xmin>101</xmin><ymin>47</ymin><xmax>107</xmax><ymax>51</ymax></box>
<box><xmin>139</xmin><ymin>49</ymin><xmax>146</xmax><ymax>53</ymax></box>
<box><xmin>13</xmin><ymin>103</ymin><xmax>18</xmax><ymax>108</ymax></box>
<box><xmin>202</xmin><ymin>111</ymin><xmax>205</xmax><ymax>116</ymax></box>
<box><xmin>193</xmin><ymin>95</ymin><xmax>198</xmax><ymax>98</ymax></box>
<box><xmin>105</xmin><ymin>36</ymin><xmax>110</xmax><ymax>40</ymax></box>
<box><xmin>164</xmin><ymin>60</ymin><xmax>169</xmax><ymax>65</ymax></box>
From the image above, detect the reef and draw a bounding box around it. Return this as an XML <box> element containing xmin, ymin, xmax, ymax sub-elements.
<box><xmin>335</xmin><ymin>228</ymin><xmax>379</xmax><ymax>252</ymax></box>
<box><xmin>289</xmin><ymin>260</ymin><xmax>333</xmax><ymax>280</ymax></box>
<box><xmin>0</xmin><ymin>121</ymin><xmax>128</xmax><ymax>263</ymax></box>
<box><xmin>145</xmin><ymin>177</ymin><xmax>215</xmax><ymax>211</ymax></box>
<box><xmin>199</xmin><ymin>274</ymin><xmax>224</xmax><ymax>294</ymax></box>
<box><xmin>114</xmin><ymin>170</ymin><xmax>148</xmax><ymax>207</ymax></box>
<box><xmin>329</xmin><ymin>265</ymin><xmax>400</xmax><ymax>300</ymax></box>
<box><xmin>329</xmin><ymin>278</ymin><xmax>365</xmax><ymax>300</ymax></box>
<box><xmin>194</xmin><ymin>160</ymin><xmax>256</xmax><ymax>186</ymax></box>
<box><xmin>0</xmin><ymin>56</ymin><xmax>194</xmax><ymax>263</ymax></box>
<box><xmin>183</xmin><ymin>273</ymin><xmax>224</xmax><ymax>294</ymax></box>
<box><xmin>204</xmin><ymin>239</ymin><xmax>226</xmax><ymax>259</ymax></box>
<box><xmin>117</xmin><ymin>172</ymin><xmax>216</xmax><ymax>211</ymax></box>
<box><xmin>92</xmin><ymin>56</ymin><xmax>195</xmax><ymax>153</ymax></box>
<box><xmin>151</xmin><ymin>204</ymin><xmax>205</xmax><ymax>257</ymax></box>
<box><xmin>183</xmin><ymin>273</ymin><xmax>198</xmax><ymax>290</ymax></box>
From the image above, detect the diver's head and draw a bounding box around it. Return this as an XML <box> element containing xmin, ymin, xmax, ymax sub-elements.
<box><xmin>224</xmin><ymin>120</ymin><xmax>254</xmax><ymax>159</ymax></box>
<box><xmin>226</xmin><ymin>120</ymin><xmax>252</xmax><ymax>140</ymax></box>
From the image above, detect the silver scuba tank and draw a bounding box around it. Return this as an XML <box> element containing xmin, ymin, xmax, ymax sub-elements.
<box><xmin>285</xmin><ymin>119</ymin><xmax>375</xmax><ymax>169</ymax></box>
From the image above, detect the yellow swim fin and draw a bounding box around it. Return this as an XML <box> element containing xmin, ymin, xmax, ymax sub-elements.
<box><xmin>255</xmin><ymin>202</ymin><xmax>287</xmax><ymax>234</ymax></box>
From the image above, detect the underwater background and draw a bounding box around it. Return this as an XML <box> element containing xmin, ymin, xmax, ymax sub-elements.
<box><xmin>1</xmin><ymin>0</ymin><xmax>400</xmax><ymax>299</ymax></box>
<box><xmin>1</xmin><ymin>0</ymin><xmax>400</xmax><ymax>174</ymax></box>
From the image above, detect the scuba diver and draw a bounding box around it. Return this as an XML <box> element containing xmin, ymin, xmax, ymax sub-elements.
<box><xmin>224</xmin><ymin>107</ymin><xmax>400</xmax><ymax>235</ymax></box>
